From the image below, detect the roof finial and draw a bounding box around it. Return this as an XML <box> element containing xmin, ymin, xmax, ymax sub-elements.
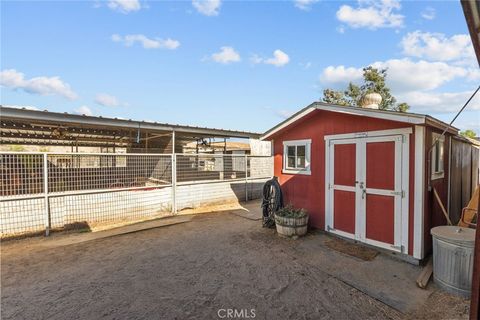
<box><xmin>359</xmin><ymin>93</ymin><xmax>382</xmax><ymax>109</ymax></box>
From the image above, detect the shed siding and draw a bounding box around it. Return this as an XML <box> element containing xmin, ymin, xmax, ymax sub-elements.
<box><xmin>423</xmin><ymin>127</ymin><xmax>452</xmax><ymax>256</ymax></box>
<box><xmin>271</xmin><ymin>109</ymin><xmax>415</xmax><ymax>255</ymax></box>
<box><xmin>449</xmin><ymin>138</ymin><xmax>480</xmax><ymax>224</ymax></box>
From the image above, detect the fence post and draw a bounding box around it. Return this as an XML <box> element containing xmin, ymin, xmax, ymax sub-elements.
<box><xmin>171</xmin><ymin>130</ymin><xmax>177</xmax><ymax>214</ymax></box>
<box><xmin>245</xmin><ymin>155</ymin><xmax>248</xmax><ymax>202</ymax></box>
<box><xmin>172</xmin><ymin>153</ymin><xmax>177</xmax><ymax>214</ymax></box>
<box><xmin>43</xmin><ymin>153</ymin><xmax>51</xmax><ymax>236</ymax></box>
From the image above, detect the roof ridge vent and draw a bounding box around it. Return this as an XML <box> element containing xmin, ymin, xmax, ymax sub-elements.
<box><xmin>359</xmin><ymin>92</ymin><xmax>382</xmax><ymax>109</ymax></box>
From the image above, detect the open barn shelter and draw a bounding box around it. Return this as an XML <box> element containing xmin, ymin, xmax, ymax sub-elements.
<box><xmin>0</xmin><ymin>106</ymin><xmax>273</xmax><ymax>237</ymax></box>
<box><xmin>0</xmin><ymin>106</ymin><xmax>261</xmax><ymax>153</ymax></box>
<box><xmin>261</xmin><ymin>101</ymin><xmax>479</xmax><ymax>262</ymax></box>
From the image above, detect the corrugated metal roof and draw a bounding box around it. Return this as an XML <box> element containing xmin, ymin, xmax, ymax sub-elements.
<box><xmin>0</xmin><ymin>106</ymin><xmax>261</xmax><ymax>139</ymax></box>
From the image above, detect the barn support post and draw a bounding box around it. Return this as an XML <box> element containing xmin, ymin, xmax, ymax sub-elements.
<box><xmin>245</xmin><ymin>154</ymin><xmax>248</xmax><ymax>202</ymax></box>
<box><xmin>171</xmin><ymin>130</ymin><xmax>177</xmax><ymax>214</ymax></box>
<box><xmin>43</xmin><ymin>153</ymin><xmax>51</xmax><ymax>236</ymax></box>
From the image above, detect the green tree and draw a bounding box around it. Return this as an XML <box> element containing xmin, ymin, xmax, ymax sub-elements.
<box><xmin>323</xmin><ymin>88</ymin><xmax>348</xmax><ymax>106</ymax></box>
<box><xmin>322</xmin><ymin>66</ymin><xmax>410</xmax><ymax>112</ymax></box>
<box><xmin>460</xmin><ymin>129</ymin><xmax>477</xmax><ymax>139</ymax></box>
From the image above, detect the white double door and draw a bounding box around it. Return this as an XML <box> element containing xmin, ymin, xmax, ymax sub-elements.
<box><xmin>326</xmin><ymin>134</ymin><xmax>408</xmax><ymax>253</ymax></box>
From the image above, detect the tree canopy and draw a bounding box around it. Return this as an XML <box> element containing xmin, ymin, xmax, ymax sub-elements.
<box><xmin>322</xmin><ymin>66</ymin><xmax>410</xmax><ymax>112</ymax></box>
<box><xmin>460</xmin><ymin>129</ymin><xmax>477</xmax><ymax>139</ymax></box>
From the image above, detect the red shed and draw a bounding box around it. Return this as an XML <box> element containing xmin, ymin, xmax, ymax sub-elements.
<box><xmin>261</xmin><ymin>101</ymin><xmax>480</xmax><ymax>262</ymax></box>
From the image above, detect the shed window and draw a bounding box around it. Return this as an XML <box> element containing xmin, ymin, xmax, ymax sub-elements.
<box><xmin>283</xmin><ymin>140</ymin><xmax>311</xmax><ymax>175</ymax></box>
<box><xmin>431</xmin><ymin>133</ymin><xmax>445</xmax><ymax>180</ymax></box>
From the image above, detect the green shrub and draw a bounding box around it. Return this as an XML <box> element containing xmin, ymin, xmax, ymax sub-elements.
<box><xmin>276</xmin><ymin>205</ymin><xmax>307</xmax><ymax>219</ymax></box>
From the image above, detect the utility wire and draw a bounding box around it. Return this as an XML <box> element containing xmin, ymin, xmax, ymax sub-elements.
<box><xmin>427</xmin><ymin>84</ymin><xmax>480</xmax><ymax>189</ymax></box>
<box><xmin>429</xmin><ymin>84</ymin><xmax>480</xmax><ymax>151</ymax></box>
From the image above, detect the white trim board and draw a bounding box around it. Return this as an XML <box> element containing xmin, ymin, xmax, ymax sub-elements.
<box><xmin>315</xmin><ymin>104</ymin><xmax>424</xmax><ymax>125</ymax></box>
<box><xmin>282</xmin><ymin>169</ymin><xmax>311</xmax><ymax>175</ymax></box>
<box><xmin>324</xmin><ymin>128</ymin><xmax>412</xmax><ymax>141</ymax></box>
<box><xmin>282</xmin><ymin>139</ymin><xmax>312</xmax><ymax>145</ymax></box>
<box><xmin>261</xmin><ymin>106</ymin><xmax>316</xmax><ymax>140</ymax></box>
<box><xmin>413</xmin><ymin>125</ymin><xmax>425</xmax><ymax>259</ymax></box>
<box><xmin>401</xmin><ymin>131</ymin><xmax>410</xmax><ymax>256</ymax></box>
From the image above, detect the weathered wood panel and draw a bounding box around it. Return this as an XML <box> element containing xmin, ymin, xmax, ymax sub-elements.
<box><xmin>449</xmin><ymin>138</ymin><xmax>479</xmax><ymax>225</ymax></box>
<box><xmin>449</xmin><ymin>139</ymin><xmax>463</xmax><ymax>224</ymax></box>
<box><xmin>472</xmin><ymin>146</ymin><xmax>479</xmax><ymax>189</ymax></box>
<box><xmin>461</xmin><ymin>142</ymin><xmax>472</xmax><ymax>206</ymax></box>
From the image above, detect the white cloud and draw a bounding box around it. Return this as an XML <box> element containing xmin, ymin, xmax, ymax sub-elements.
<box><xmin>454</xmin><ymin>116</ymin><xmax>480</xmax><ymax>136</ymax></box>
<box><xmin>466</xmin><ymin>68</ymin><xmax>480</xmax><ymax>81</ymax></box>
<box><xmin>319</xmin><ymin>65</ymin><xmax>364</xmax><ymax>88</ymax></box>
<box><xmin>95</xmin><ymin>93</ymin><xmax>120</xmax><ymax>107</ymax></box>
<box><xmin>318</xmin><ymin>29</ymin><xmax>480</xmax><ymax>118</ymax></box>
<box><xmin>112</xmin><ymin>34</ymin><xmax>180</xmax><ymax>50</ymax></box>
<box><xmin>107</xmin><ymin>0</ymin><xmax>141</xmax><ymax>13</ymax></box>
<box><xmin>252</xmin><ymin>50</ymin><xmax>290</xmax><ymax>67</ymax></box>
<box><xmin>265</xmin><ymin>50</ymin><xmax>290</xmax><ymax>67</ymax></box>
<box><xmin>294</xmin><ymin>0</ymin><xmax>319</xmax><ymax>11</ymax></box>
<box><xmin>397</xmin><ymin>90</ymin><xmax>480</xmax><ymax>113</ymax></box>
<box><xmin>111</xmin><ymin>34</ymin><xmax>122</xmax><ymax>42</ymax></box>
<box><xmin>75</xmin><ymin>105</ymin><xmax>93</xmax><ymax>116</ymax></box>
<box><xmin>319</xmin><ymin>59</ymin><xmax>480</xmax><ymax>118</ymax></box>
<box><xmin>192</xmin><ymin>0</ymin><xmax>221</xmax><ymax>16</ymax></box>
<box><xmin>371</xmin><ymin>59</ymin><xmax>468</xmax><ymax>92</ymax></box>
<box><xmin>0</xmin><ymin>69</ymin><xmax>78</xmax><ymax>100</ymax></box>
<box><xmin>401</xmin><ymin>31</ymin><xmax>475</xmax><ymax>64</ymax></box>
<box><xmin>211</xmin><ymin>47</ymin><xmax>241</xmax><ymax>64</ymax></box>
<box><xmin>320</xmin><ymin>59</ymin><xmax>470</xmax><ymax>93</ymax></box>
<box><xmin>336</xmin><ymin>0</ymin><xmax>404</xmax><ymax>30</ymax></box>
<box><xmin>421</xmin><ymin>7</ymin><xmax>435</xmax><ymax>20</ymax></box>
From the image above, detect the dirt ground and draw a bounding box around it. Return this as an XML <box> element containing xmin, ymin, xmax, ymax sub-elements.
<box><xmin>1</xmin><ymin>206</ymin><xmax>470</xmax><ymax>320</ymax></box>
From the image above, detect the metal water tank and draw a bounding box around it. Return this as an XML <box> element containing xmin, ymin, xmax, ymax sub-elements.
<box><xmin>431</xmin><ymin>226</ymin><xmax>475</xmax><ymax>296</ymax></box>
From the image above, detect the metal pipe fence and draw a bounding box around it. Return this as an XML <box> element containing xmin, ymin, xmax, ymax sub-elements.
<box><xmin>1</xmin><ymin>152</ymin><xmax>273</xmax><ymax>237</ymax></box>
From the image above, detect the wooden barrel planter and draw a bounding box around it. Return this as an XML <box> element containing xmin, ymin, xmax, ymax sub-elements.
<box><xmin>274</xmin><ymin>207</ymin><xmax>309</xmax><ymax>237</ymax></box>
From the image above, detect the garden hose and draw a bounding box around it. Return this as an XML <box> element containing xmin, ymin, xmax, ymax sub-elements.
<box><xmin>261</xmin><ymin>176</ymin><xmax>283</xmax><ymax>228</ymax></box>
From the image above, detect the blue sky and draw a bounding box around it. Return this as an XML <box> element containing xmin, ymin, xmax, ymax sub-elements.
<box><xmin>1</xmin><ymin>0</ymin><xmax>479</xmax><ymax>134</ymax></box>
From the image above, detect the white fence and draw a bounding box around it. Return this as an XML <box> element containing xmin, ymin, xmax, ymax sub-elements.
<box><xmin>0</xmin><ymin>152</ymin><xmax>273</xmax><ymax>237</ymax></box>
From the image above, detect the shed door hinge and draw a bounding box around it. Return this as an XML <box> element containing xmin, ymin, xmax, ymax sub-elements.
<box><xmin>391</xmin><ymin>245</ymin><xmax>404</xmax><ymax>253</ymax></box>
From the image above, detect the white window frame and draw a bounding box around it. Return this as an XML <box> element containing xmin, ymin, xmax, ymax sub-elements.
<box><xmin>282</xmin><ymin>139</ymin><xmax>311</xmax><ymax>175</ymax></box>
<box><xmin>431</xmin><ymin>133</ymin><xmax>445</xmax><ymax>180</ymax></box>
